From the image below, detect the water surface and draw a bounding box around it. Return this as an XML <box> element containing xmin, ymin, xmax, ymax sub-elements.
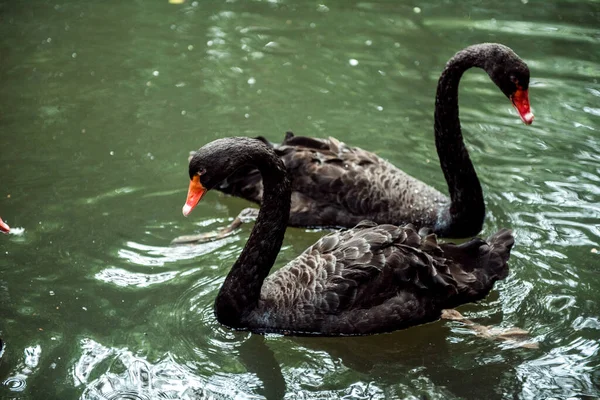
<box><xmin>0</xmin><ymin>0</ymin><xmax>599</xmax><ymax>399</ymax></box>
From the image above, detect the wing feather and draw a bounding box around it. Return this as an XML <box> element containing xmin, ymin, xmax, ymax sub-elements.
<box><xmin>253</xmin><ymin>223</ymin><xmax>512</xmax><ymax>334</ymax></box>
<box><xmin>195</xmin><ymin>132</ymin><xmax>448</xmax><ymax>230</ymax></box>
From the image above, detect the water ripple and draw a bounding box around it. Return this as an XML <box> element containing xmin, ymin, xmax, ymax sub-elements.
<box><xmin>2</xmin><ymin>345</ymin><xmax>41</xmax><ymax>393</ymax></box>
<box><xmin>95</xmin><ymin>268</ymin><xmax>180</xmax><ymax>288</ymax></box>
<box><xmin>2</xmin><ymin>375</ymin><xmax>27</xmax><ymax>392</ymax></box>
<box><xmin>517</xmin><ymin>337</ymin><xmax>600</xmax><ymax>398</ymax></box>
<box><xmin>74</xmin><ymin>338</ymin><xmax>261</xmax><ymax>400</ymax></box>
<box><xmin>427</xmin><ymin>18</ymin><xmax>600</xmax><ymax>44</ymax></box>
<box><xmin>118</xmin><ymin>237</ymin><xmax>237</xmax><ymax>267</ymax></box>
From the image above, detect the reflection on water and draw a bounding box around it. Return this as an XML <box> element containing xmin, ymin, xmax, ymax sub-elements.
<box><xmin>95</xmin><ymin>267</ymin><xmax>180</xmax><ymax>288</ymax></box>
<box><xmin>117</xmin><ymin>236</ymin><xmax>237</xmax><ymax>267</ymax></box>
<box><xmin>75</xmin><ymin>338</ymin><xmax>247</xmax><ymax>400</ymax></box>
<box><xmin>2</xmin><ymin>345</ymin><xmax>41</xmax><ymax>393</ymax></box>
<box><xmin>517</xmin><ymin>337</ymin><xmax>600</xmax><ymax>399</ymax></box>
<box><xmin>96</xmin><ymin>235</ymin><xmax>238</xmax><ymax>287</ymax></box>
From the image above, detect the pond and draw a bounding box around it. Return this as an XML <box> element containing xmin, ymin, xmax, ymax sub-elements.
<box><xmin>0</xmin><ymin>0</ymin><xmax>599</xmax><ymax>399</ymax></box>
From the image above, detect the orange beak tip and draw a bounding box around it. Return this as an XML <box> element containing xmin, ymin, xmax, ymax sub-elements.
<box><xmin>511</xmin><ymin>88</ymin><xmax>533</xmax><ymax>126</ymax></box>
<box><xmin>522</xmin><ymin>111</ymin><xmax>534</xmax><ymax>125</ymax></box>
<box><xmin>182</xmin><ymin>175</ymin><xmax>206</xmax><ymax>217</ymax></box>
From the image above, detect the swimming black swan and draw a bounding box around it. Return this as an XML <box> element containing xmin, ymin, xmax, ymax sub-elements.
<box><xmin>181</xmin><ymin>137</ymin><xmax>514</xmax><ymax>335</ymax></box>
<box><xmin>0</xmin><ymin>218</ymin><xmax>9</xmax><ymax>234</ymax></box>
<box><xmin>177</xmin><ymin>43</ymin><xmax>533</xmax><ymax>243</ymax></box>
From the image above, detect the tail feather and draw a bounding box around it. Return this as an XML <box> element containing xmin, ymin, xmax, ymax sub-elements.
<box><xmin>485</xmin><ymin>228</ymin><xmax>514</xmax><ymax>280</ymax></box>
<box><xmin>439</xmin><ymin>228</ymin><xmax>514</xmax><ymax>308</ymax></box>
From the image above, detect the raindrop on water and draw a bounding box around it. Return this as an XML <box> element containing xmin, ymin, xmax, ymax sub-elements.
<box><xmin>4</xmin><ymin>376</ymin><xmax>26</xmax><ymax>391</ymax></box>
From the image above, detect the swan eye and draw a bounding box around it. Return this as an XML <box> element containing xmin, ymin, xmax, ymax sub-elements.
<box><xmin>197</xmin><ymin>168</ymin><xmax>207</xmax><ymax>176</ymax></box>
<box><xmin>509</xmin><ymin>75</ymin><xmax>523</xmax><ymax>91</ymax></box>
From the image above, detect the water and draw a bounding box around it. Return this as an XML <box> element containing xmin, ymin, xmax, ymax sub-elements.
<box><xmin>0</xmin><ymin>0</ymin><xmax>599</xmax><ymax>399</ymax></box>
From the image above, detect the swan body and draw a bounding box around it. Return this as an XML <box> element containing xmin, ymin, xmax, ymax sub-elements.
<box><xmin>246</xmin><ymin>221</ymin><xmax>513</xmax><ymax>335</ymax></box>
<box><xmin>217</xmin><ymin>133</ymin><xmax>449</xmax><ymax>233</ymax></box>
<box><xmin>196</xmin><ymin>43</ymin><xmax>533</xmax><ymax>238</ymax></box>
<box><xmin>181</xmin><ymin>137</ymin><xmax>514</xmax><ymax>336</ymax></box>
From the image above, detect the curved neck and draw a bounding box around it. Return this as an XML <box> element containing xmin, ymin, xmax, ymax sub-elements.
<box><xmin>434</xmin><ymin>48</ymin><xmax>487</xmax><ymax>237</ymax></box>
<box><xmin>215</xmin><ymin>141</ymin><xmax>291</xmax><ymax>328</ymax></box>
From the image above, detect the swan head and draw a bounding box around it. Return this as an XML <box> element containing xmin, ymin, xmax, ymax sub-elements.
<box><xmin>0</xmin><ymin>217</ymin><xmax>10</xmax><ymax>234</ymax></box>
<box><xmin>182</xmin><ymin>137</ymin><xmax>269</xmax><ymax>216</ymax></box>
<box><xmin>482</xmin><ymin>44</ymin><xmax>534</xmax><ymax>125</ymax></box>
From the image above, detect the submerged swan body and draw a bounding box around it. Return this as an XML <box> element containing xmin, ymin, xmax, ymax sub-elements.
<box><xmin>181</xmin><ymin>137</ymin><xmax>514</xmax><ymax>335</ymax></box>
<box><xmin>196</xmin><ymin>43</ymin><xmax>533</xmax><ymax>239</ymax></box>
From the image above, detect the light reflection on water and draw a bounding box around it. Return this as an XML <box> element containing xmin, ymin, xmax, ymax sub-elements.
<box><xmin>517</xmin><ymin>337</ymin><xmax>600</xmax><ymax>399</ymax></box>
<box><xmin>74</xmin><ymin>338</ymin><xmax>258</xmax><ymax>400</ymax></box>
<box><xmin>2</xmin><ymin>345</ymin><xmax>41</xmax><ymax>393</ymax></box>
<box><xmin>117</xmin><ymin>236</ymin><xmax>236</xmax><ymax>267</ymax></box>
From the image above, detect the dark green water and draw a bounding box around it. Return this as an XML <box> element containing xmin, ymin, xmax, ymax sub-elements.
<box><xmin>1</xmin><ymin>0</ymin><xmax>599</xmax><ymax>399</ymax></box>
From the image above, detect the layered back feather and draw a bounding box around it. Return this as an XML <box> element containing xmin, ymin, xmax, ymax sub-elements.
<box><xmin>212</xmin><ymin>133</ymin><xmax>448</xmax><ymax>230</ymax></box>
<box><xmin>244</xmin><ymin>222</ymin><xmax>514</xmax><ymax>335</ymax></box>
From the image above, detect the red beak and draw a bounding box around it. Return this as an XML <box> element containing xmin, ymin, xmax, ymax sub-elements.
<box><xmin>511</xmin><ymin>88</ymin><xmax>534</xmax><ymax>125</ymax></box>
<box><xmin>182</xmin><ymin>175</ymin><xmax>207</xmax><ymax>216</ymax></box>
<box><xmin>0</xmin><ymin>218</ymin><xmax>10</xmax><ymax>234</ymax></box>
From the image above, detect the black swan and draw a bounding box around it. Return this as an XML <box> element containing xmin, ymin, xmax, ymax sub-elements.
<box><xmin>180</xmin><ymin>137</ymin><xmax>514</xmax><ymax>335</ymax></box>
<box><xmin>176</xmin><ymin>43</ymin><xmax>533</xmax><ymax>244</ymax></box>
<box><xmin>0</xmin><ymin>218</ymin><xmax>9</xmax><ymax>234</ymax></box>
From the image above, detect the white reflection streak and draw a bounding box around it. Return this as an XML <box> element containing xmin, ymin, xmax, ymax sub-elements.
<box><xmin>2</xmin><ymin>345</ymin><xmax>42</xmax><ymax>392</ymax></box>
<box><xmin>95</xmin><ymin>268</ymin><xmax>179</xmax><ymax>288</ymax></box>
<box><xmin>73</xmin><ymin>339</ymin><xmax>114</xmax><ymax>386</ymax></box>
<box><xmin>94</xmin><ymin>238</ymin><xmax>235</xmax><ymax>287</ymax></box>
<box><xmin>74</xmin><ymin>338</ymin><xmax>258</xmax><ymax>400</ymax></box>
<box><xmin>118</xmin><ymin>238</ymin><xmax>233</xmax><ymax>267</ymax></box>
<box><xmin>517</xmin><ymin>337</ymin><xmax>600</xmax><ymax>398</ymax></box>
<box><xmin>95</xmin><ymin>237</ymin><xmax>235</xmax><ymax>288</ymax></box>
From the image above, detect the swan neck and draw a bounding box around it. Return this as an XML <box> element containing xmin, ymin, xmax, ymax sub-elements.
<box><xmin>215</xmin><ymin>143</ymin><xmax>291</xmax><ymax>328</ymax></box>
<box><xmin>434</xmin><ymin>49</ymin><xmax>486</xmax><ymax>236</ymax></box>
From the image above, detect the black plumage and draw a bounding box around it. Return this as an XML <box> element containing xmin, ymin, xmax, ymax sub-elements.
<box><xmin>197</xmin><ymin>43</ymin><xmax>533</xmax><ymax>238</ymax></box>
<box><xmin>182</xmin><ymin>137</ymin><xmax>514</xmax><ymax>336</ymax></box>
